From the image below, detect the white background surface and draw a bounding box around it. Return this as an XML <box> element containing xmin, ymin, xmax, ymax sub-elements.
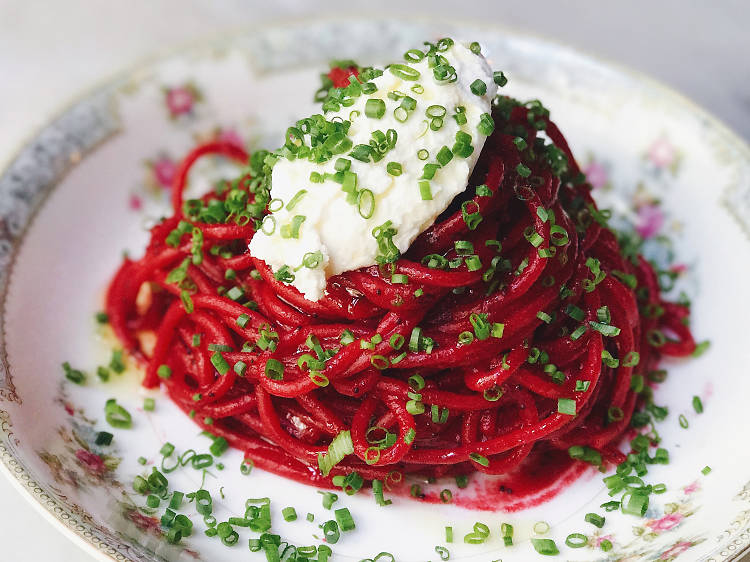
<box><xmin>0</xmin><ymin>1</ymin><xmax>747</xmax><ymax>560</ymax></box>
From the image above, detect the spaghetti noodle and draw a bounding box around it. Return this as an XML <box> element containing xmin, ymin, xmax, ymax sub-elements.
<box><xmin>105</xmin><ymin>63</ymin><xmax>696</xmax><ymax>491</ymax></box>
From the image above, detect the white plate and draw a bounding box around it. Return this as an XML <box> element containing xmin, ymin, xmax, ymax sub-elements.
<box><xmin>1</xmin><ymin>18</ymin><xmax>749</xmax><ymax>562</ymax></box>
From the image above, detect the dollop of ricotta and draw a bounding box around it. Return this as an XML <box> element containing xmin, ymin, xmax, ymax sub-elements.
<box><xmin>249</xmin><ymin>40</ymin><xmax>498</xmax><ymax>300</ymax></box>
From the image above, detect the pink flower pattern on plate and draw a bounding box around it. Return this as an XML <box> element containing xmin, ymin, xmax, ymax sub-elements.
<box><xmin>152</xmin><ymin>156</ymin><xmax>177</xmax><ymax>189</ymax></box>
<box><xmin>166</xmin><ymin>87</ymin><xmax>194</xmax><ymax>117</ymax></box>
<box><xmin>647</xmin><ymin>136</ymin><xmax>677</xmax><ymax>169</ymax></box>
<box><xmin>75</xmin><ymin>449</ymin><xmax>107</xmax><ymax>475</ymax></box>
<box><xmin>125</xmin><ymin>507</ymin><xmax>163</xmax><ymax>536</ymax></box>
<box><xmin>635</xmin><ymin>203</ymin><xmax>664</xmax><ymax>238</ymax></box>
<box><xmin>682</xmin><ymin>480</ymin><xmax>701</xmax><ymax>495</ymax></box>
<box><xmin>647</xmin><ymin>512</ymin><xmax>684</xmax><ymax>533</ymax></box>
<box><xmin>658</xmin><ymin>540</ymin><xmax>694</xmax><ymax>561</ymax></box>
<box><xmin>217</xmin><ymin>128</ymin><xmax>245</xmax><ymax>150</ymax></box>
<box><xmin>164</xmin><ymin>83</ymin><xmax>203</xmax><ymax>118</ymax></box>
<box><xmin>128</xmin><ymin>194</ymin><xmax>143</xmax><ymax>211</ymax></box>
<box><xmin>583</xmin><ymin>160</ymin><xmax>608</xmax><ymax>189</ymax></box>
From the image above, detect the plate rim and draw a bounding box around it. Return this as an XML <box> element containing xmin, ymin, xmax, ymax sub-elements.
<box><xmin>0</xmin><ymin>15</ymin><xmax>749</xmax><ymax>562</ymax></box>
<box><xmin>0</xmin><ymin>460</ymin><xmax>112</xmax><ymax>562</ymax></box>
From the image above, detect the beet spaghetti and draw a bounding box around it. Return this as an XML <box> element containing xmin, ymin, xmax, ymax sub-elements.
<box><xmin>105</xmin><ymin>49</ymin><xmax>696</xmax><ymax>495</ymax></box>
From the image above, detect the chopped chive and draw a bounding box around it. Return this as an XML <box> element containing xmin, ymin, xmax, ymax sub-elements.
<box><xmin>566</xmin><ymin>533</ymin><xmax>588</xmax><ymax>548</ymax></box>
<box><xmin>264</xmin><ymin>358</ymin><xmax>284</xmax><ymax>380</ymax></box>
<box><xmin>389</xmin><ymin>63</ymin><xmax>421</xmax><ymax>81</ymax></box>
<box><xmin>156</xmin><ymin>365</ymin><xmax>172</xmax><ymax>379</ymax></box>
<box><xmin>365</xmin><ymin>98</ymin><xmax>386</xmax><ymax>119</ymax></box>
<box><xmin>95</xmin><ymin>431</ymin><xmax>113</xmax><ymax>446</ymax></box>
<box><xmin>104</xmin><ymin>398</ymin><xmax>132</xmax><ymax>429</ymax></box>
<box><xmin>445</xmin><ymin>526</ymin><xmax>453</xmax><ymax>543</ymax></box>
<box><xmin>321</xmin><ymin>519</ymin><xmax>340</xmax><ymax>544</ymax></box>
<box><xmin>231</xmin><ymin>360</ymin><xmax>247</xmax><ymax>376</ymax></box>
<box><xmin>334</xmin><ymin>507</ymin><xmax>355</xmax><ymax>531</ymax></box>
<box><xmin>465</xmin><ymin>255</ymin><xmax>482</xmax><ymax>271</ymax></box>
<box><xmin>318</xmin><ymin>431</ymin><xmax>354</xmax><ymax>477</ymax></box>
<box><xmin>169</xmin><ymin>491</ymin><xmax>184</xmax><ymax>510</ymax></box>
<box><xmin>565</xmin><ymin>304</ymin><xmax>585</xmax><ymax>321</ymax></box>
<box><xmin>570</xmin><ymin>325</ymin><xmax>587</xmax><ymax>340</ymax></box>
<box><xmin>575</xmin><ymin>380</ymin><xmax>591</xmax><ymax>392</ymax></box>
<box><xmin>404</xmin><ymin>48</ymin><xmax>425</xmax><ymax>62</ymax></box>
<box><xmin>516</xmin><ymin>163</ymin><xmax>531</xmax><ymax>177</ymax></box>
<box><xmin>621</xmin><ymin>491</ymin><xmax>649</xmax><ymax>516</ymax></box>
<box><xmin>386</xmin><ymin>161</ymin><xmax>402</xmax><ymax>176</ymax></box>
<box><xmin>477</xmin><ymin>112</ymin><xmax>494</xmax><ymax>135</ymax></box>
<box><xmin>143</xmin><ymin>397</ymin><xmax>155</xmax><ymax>412</ymax></box>
<box><xmin>404</xmin><ymin>428</ymin><xmax>416</xmax><ymax>444</ymax></box>
<box><xmin>469</xmin><ymin>79</ymin><xmax>487</xmax><ymax>96</ymax></box>
<box><xmin>531</xmin><ymin>538</ymin><xmax>559</xmax><ymax>555</ymax></box>
<box><xmin>207</xmin><ymin>343</ymin><xmax>233</xmax><ymax>352</ymax></box>
<box><xmin>439</xmin><ymin>489</ymin><xmax>453</xmax><ymax>503</ymax></box>
<box><xmin>226</xmin><ymin>286</ymin><xmax>244</xmax><ymax>301</ymax></box>
<box><xmin>537</xmin><ymin>310</ymin><xmax>552</xmax><ymax>324</ymax></box>
<box><xmin>463</xmin><ymin>521</ymin><xmax>490</xmax><ymax>544</ymax></box>
<box><xmin>240</xmin><ymin>459</ymin><xmax>253</xmax><ymax>475</ymax></box>
<box><xmin>209</xmin><ymin>436</ymin><xmax>229</xmax><ymax>457</ymax></box>
<box><xmin>692</xmin><ymin>395</ymin><xmax>703</xmax><ymax>414</ymax></box>
<box><xmin>590</xmin><ymin>321</ymin><xmax>621</xmax><ymax>337</ymax></box>
<box><xmin>469</xmin><ymin>452</ymin><xmax>489</xmax><ymax>467</ymax></box>
<box><xmin>286</xmin><ymin>189</ymin><xmax>308</xmax><ymax>210</ymax></box>
<box><xmin>585</xmin><ymin>513</ymin><xmax>605</xmax><ymax>528</ymax></box>
<box><xmin>436</xmin><ymin>146</ymin><xmax>453</xmax><ymax>166</ymax></box>
<box><xmin>62</xmin><ymin>362</ymin><xmax>86</xmax><ymax>385</ymax></box>
<box><xmin>692</xmin><ymin>340</ymin><xmax>711</xmax><ymax>357</ymax></box>
<box><xmin>357</xmin><ymin>189</ymin><xmax>375</xmax><ymax>219</ymax></box>
<box><xmin>109</xmin><ymin>350</ymin><xmax>126</xmax><ymax>373</ymax></box>
<box><xmin>419</xmin><ymin>180</ymin><xmax>433</xmax><ymax>201</ymax></box>
<box><xmin>210</xmin><ymin>352</ymin><xmax>230</xmax><ymax>375</ymax></box>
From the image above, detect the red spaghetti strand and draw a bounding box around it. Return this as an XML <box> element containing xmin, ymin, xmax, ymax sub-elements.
<box><xmin>106</xmin><ymin>99</ymin><xmax>696</xmax><ymax>493</ymax></box>
<box><xmin>170</xmin><ymin>141</ymin><xmax>248</xmax><ymax>217</ymax></box>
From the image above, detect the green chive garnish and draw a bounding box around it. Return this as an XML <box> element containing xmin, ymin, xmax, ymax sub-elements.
<box><xmin>692</xmin><ymin>395</ymin><xmax>703</xmax><ymax>413</ymax></box>
<box><xmin>531</xmin><ymin>538</ymin><xmax>559</xmax><ymax>555</ymax></box>
<box><xmin>365</xmin><ymin>98</ymin><xmax>386</xmax><ymax>119</ymax></box>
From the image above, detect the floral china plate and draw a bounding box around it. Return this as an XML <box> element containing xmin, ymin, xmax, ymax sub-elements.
<box><xmin>1</xmin><ymin>17</ymin><xmax>749</xmax><ymax>562</ymax></box>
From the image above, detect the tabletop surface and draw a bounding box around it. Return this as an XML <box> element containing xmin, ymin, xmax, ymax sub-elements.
<box><xmin>0</xmin><ymin>1</ymin><xmax>748</xmax><ymax>560</ymax></box>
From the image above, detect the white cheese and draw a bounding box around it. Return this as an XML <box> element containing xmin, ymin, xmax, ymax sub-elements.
<box><xmin>249</xmin><ymin>41</ymin><xmax>498</xmax><ymax>300</ymax></box>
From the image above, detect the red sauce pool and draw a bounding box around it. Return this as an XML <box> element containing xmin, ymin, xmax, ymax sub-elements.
<box><xmin>389</xmin><ymin>448</ymin><xmax>595</xmax><ymax>512</ymax></box>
